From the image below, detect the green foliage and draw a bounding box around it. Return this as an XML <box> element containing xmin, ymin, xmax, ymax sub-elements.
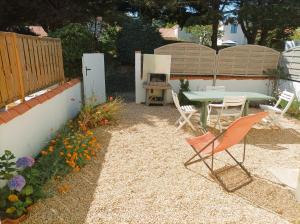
<box><xmin>0</xmin><ymin>117</ymin><xmax>101</xmax><ymax>219</ymax></box>
<box><xmin>116</xmin><ymin>19</ymin><xmax>164</xmax><ymax>65</ymax></box>
<box><xmin>236</xmin><ymin>0</ymin><xmax>300</xmax><ymax>45</ymax></box>
<box><xmin>99</xmin><ymin>23</ymin><xmax>120</xmax><ymax>56</ymax></box>
<box><xmin>178</xmin><ymin>79</ymin><xmax>191</xmax><ymax>105</ymax></box>
<box><xmin>280</xmin><ymin>100</ymin><xmax>300</xmax><ymax>119</ymax></box>
<box><xmin>185</xmin><ymin>25</ymin><xmax>223</xmax><ymax>46</ymax></box>
<box><xmin>292</xmin><ymin>28</ymin><xmax>300</xmax><ymax>40</ymax></box>
<box><xmin>49</xmin><ymin>23</ymin><xmax>98</xmax><ymax>78</ymax></box>
<box><xmin>0</xmin><ymin>150</ymin><xmax>16</xmax><ymax>180</ymax></box>
<box><xmin>78</xmin><ymin>97</ymin><xmax>123</xmax><ymax>129</ymax></box>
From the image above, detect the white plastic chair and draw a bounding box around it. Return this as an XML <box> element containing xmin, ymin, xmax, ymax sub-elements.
<box><xmin>212</xmin><ymin>96</ymin><xmax>246</xmax><ymax>132</ymax></box>
<box><xmin>206</xmin><ymin>86</ymin><xmax>226</xmax><ymax>91</ymax></box>
<box><xmin>172</xmin><ymin>90</ymin><xmax>198</xmax><ymax>131</ymax></box>
<box><xmin>206</xmin><ymin>86</ymin><xmax>226</xmax><ymax>124</ymax></box>
<box><xmin>260</xmin><ymin>90</ymin><xmax>295</xmax><ymax>124</ymax></box>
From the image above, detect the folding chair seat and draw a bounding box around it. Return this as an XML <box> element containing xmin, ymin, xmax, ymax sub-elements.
<box><xmin>172</xmin><ymin>90</ymin><xmax>199</xmax><ymax>131</ymax></box>
<box><xmin>185</xmin><ymin>112</ymin><xmax>268</xmax><ymax>192</ymax></box>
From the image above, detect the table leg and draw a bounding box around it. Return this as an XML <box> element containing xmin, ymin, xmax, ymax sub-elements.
<box><xmin>200</xmin><ymin>102</ymin><xmax>208</xmax><ymax>128</ymax></box>
<box><xmin>244</xmin><ymin>100</ymin><xmax>249</xmax><ymax>116</ymax></box>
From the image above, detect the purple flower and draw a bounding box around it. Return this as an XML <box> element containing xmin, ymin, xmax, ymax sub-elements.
<box><xmin>7</xmin><ymin>175</ymin><xmax>26</xmax><ymax>192</ymax></box>
<box><xmin>16</xmin><ymin>156</ymin><xmax>35</xmax><ymax>168</ymax></box>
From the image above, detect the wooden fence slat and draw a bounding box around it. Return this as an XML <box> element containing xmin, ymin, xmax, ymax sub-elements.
<box><xmin>0</xmin><ymin>32</ymin><xmax>65</xmax><ymax>106</ymax></box>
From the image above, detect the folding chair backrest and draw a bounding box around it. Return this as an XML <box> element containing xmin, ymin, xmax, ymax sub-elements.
<box><xmin>214</xmin><ymin>112</ymin><xmax>268</xmax><ymax>153</ymax></box>
<box><xmin>172</xmin><ymin>90</ymin><xmax>182</xmax><ymax>111</ymax></box>
<box><xmin>206</xmin><ymin>86</ymin><xmax>226</xmax><ymax>91</ymax></box>
<box><xmin>221</xmin><ymin>96</ymin><xmax>246</xmax><ymax>116</ymax></box>
<box><xmin>274</xmin><ymin>90</ymin><xmax>295</xmax><ymax>115</ymax></box>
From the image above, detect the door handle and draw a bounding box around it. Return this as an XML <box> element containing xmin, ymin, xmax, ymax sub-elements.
<box><xmin>85</xmin><ymin>67</ymin><xmax>92</xmax><ymax>76</ymax></box>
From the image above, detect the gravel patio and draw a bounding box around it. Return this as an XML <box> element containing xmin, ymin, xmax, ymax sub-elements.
<box><xmin>24</xmin><ymin>103</ymin><xmax>300</xmax><ymax>224</ymax></box>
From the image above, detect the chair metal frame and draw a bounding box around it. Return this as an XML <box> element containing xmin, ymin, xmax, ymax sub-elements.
<box><xmin>184</xmin><ymin>112</ymin><xmax>268</xmax><ymax>192</ymax></box>
<box><xmin>184</xmin><ymin>132</ymin><xmax>251</xmax><ymax>192</ymax></box>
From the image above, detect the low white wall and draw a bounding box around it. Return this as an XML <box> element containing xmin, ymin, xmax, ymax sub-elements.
<box><xmin>0</xmin><ymin>82</ymin><xmax>82</xmax><ymax>159</ymax></box>
<box><xmin>279</xmin><ymin>79</ymin><xmax>300</xmax><ymax>100</ymax></box>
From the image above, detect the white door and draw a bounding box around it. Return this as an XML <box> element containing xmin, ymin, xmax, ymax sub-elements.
<box><xmin>82</xmin><ymin>53</ymin><xmax>106</xmax><ymax>105</ymax></box>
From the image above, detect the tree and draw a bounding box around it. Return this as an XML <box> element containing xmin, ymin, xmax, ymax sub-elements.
<box><xmin>0</xmin><ymin>0</ymin><xmax>120</xmax><ymax>32</ymax></box>
<box><xmin>116</xmin><ymin>18</ymin><xmax>164</xmax><ymax>65</ymax></box>
<box><xmin>49</xmin><ymin>23</ymin><xmax>99</xmax><ymax>78</ymax></box>
<box><xmin>185</xmin><ymin>25</ymin><xmax>223</xmax><ymax>46</ymax></box>
<box><xmin>236</xmin><ymin>0</ymin><xmax>300</xmax><ymax>45</ymax></box>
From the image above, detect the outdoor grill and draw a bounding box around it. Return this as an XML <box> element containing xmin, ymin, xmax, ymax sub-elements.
<box><xmin>143</xmin><ymin>73</ymin><xmax>171</xmax><ymax>106</ymax></box>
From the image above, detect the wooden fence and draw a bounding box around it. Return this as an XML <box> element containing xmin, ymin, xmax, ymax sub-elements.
<box><xmin>154</xmin><ymin>43</ymin><xmax>216</xmax><ymax>76</ymax></box>
<box><xmin>154</xmin><ymin>43</ymin><xmax>280</xmax><ymax>77</ymax></box>
<box><xmin>280</xmin><ymin>46</ymin><xmax>300</xmax><ymax>81</ymax></box>
<box><xmin>0</xmin><ymin>32</ymin><xmax>64</xmax><ymax>107</ymax></box>
<box><xmin>217</xmin><ymin>45</ymin><xmax>280</xmax><ymax>76</ymax></box>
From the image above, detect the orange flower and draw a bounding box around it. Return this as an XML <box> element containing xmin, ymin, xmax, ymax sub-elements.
<box><xmin>8</xmin><ymin>194</ymin><xmax>19</xmax><ymax>202</ymax></box>
<box><xmin>41</xmin><ymin>150</ymin><xmax>48</xmax><ymax>155</ymax></box>
<box><xmin>48</xmin><ymin>146</ymin><xmax>54</xmax><ymax>152</ymax></box>
<box><xmin>58</xmin><ymin>184</ymin><xmax>71</xmax><ymax>194</ymax></box>
<box><xmin>67</xmin><ymin>153</ymin><xmax>71</xmax><ymax>157</ymax></box>
<box><xmin>86</xmin><ymin>130</ymin><xmax>93</xmax><ymax>136</ymax></box>
<box><xmin>66</xmin><ymin>145</ymin><xmax>73</xmax><ymax>149</ymax></box>
<box><xmin>51</xmin><ymin>140</ymin><xmax>56</xmax><ymax>144</ymax></box>
<box><xmin>60</xmin><ymin>152</ymin><xmax>64</xmax><ymax>156</ymax></box>
<box><xmin>85</xmin><ymin>155</ymin><xmax>91</xmax><ymax>160</ymax></box>
<box><xmin>73</xmin><ymin>166</ymin><xmax>80</xmax><ymax>172</ymax></box>
<box><xmin>82</xmin><ymin>144</ymin><xmax>87</xmax><ymax>147</ymax></box>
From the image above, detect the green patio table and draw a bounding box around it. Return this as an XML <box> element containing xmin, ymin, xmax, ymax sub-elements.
<box><xmin>183</xmin><ymin>90</ymin><xmax>274</xmax><ymax>129</ymax></box>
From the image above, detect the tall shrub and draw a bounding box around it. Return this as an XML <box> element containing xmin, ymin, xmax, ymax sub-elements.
<box><xmin>50</xmin><ymin>23</ymin><xmax>98</xmax><ymax>78</ymax></box>
<box><xmin>116</xmin><ymin>19</ymin><xmax>164</xmax><ymax>65</ymax></box>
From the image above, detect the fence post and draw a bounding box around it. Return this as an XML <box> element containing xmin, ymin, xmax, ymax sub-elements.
<box><xmin>11</xmin><ymin>33</ymin><xmax>25</xmax><ymax>102</ymax></box>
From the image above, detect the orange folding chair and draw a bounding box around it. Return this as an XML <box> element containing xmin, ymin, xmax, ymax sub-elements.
<box><xmin>185</xmin><ymin>112</ymin><xmax>268</xmax><ymax>192</ymax></box>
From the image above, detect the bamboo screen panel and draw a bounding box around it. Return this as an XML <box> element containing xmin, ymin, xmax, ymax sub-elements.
<box><xmin>154</xmin><ymin>43</ymin><xmax>216</xmax><ymax>76</ymax></box>
<box><xmin>280</xmin><ymin>46</ymin><xmax>300</xmax><ymax>81</ymax></box>
<box><xmin>217</xmin><ymin>45</ymin><xmax>280</xmax><ymax>76</ymax></box>
<box><xmin>0</xmin><ymin>32</ymin><xmax>64</xmax><ymax>107</ymax></box>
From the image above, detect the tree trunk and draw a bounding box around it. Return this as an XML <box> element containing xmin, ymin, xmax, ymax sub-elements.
<box><xmin>211</xmin><ymin>19</ymin><xmax>219</xmax><ymax>50</ymax></box>
<box><xmin>258</xmin><ymin>28</ymin><xmax>269</xmax><ymax>46</ymax></box>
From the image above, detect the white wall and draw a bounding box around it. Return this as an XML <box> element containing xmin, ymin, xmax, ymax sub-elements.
<box><xmin>0</xmin><ymin>82</ymin><xmax>82</xmax><ymax>159</ymax></box>
<box><xmin>279</xmin><ymin>79</ymin><xmax>300</xmax><ymax>100</ymax></box>
<box><xmin>222</xmin><ymin>24</ymin><xmax>247</xmax><ymax>45</ymax></box>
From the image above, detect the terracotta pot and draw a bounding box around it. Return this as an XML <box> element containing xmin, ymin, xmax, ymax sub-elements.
<box><xmin>2</xmin><ymin>214</ymin><xmax>28</xmax><ymax>224</ymax></box>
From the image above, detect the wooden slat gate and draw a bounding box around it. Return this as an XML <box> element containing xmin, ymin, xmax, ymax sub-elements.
<box><xmin>0</xmin><ymin>32</ymin><xmax>65</xmax><ymax>107</ymax></box>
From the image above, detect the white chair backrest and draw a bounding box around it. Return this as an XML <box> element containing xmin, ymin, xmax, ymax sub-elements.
<box><xmin>206</xmin><ymin>86</ymin><xmax>226</xmax><ymax>91</ymax></box>
<box><xmin>274</xmin><ymin>90</ymin><xmax>295</xmax><ymax>115</ymax></box>
<box><xmin>222</xmin><ymin>96</ymin><xmax>246</xmax><ymax>116</ymax></box>
<box><xmin>171</xmin><ymin>90</ymin><xmax>181</xmax><ymax>111</ymax></box>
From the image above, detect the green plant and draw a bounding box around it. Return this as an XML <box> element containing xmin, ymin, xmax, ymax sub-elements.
<box><xmin>0</xmin><ymin>150</ymin><xmax>16</xmax><ymax>180</ymax></box>
<box><xmin>178</xmin><ymin>79</ymin><xmax>191</xmax><ymax>105</ymax></box>
<box><xmin>78</xmin><ymin>97</ymin><xmax>123</xmax><ymax>129</ymax></box>
<box><xmin>280</xmin><ymin>99</ymin><xmax>300</xmax><ymax>119</ymax></box>
<box><xmin>116</xmin><ymin>19</ymin><xmax>164</xmax><ymax>65</ymax></box>
<box><xmin>49</xmin><ymin>23</ymin><xmax>99</xmax><ymax>78</ymax></box>
<box><xmin>99</xmin><ymin>23</ymin><xmax>120</xmax><ymax>56</ymax></box>
<box><xmin>263</xmin><ymin>68</ymin><xmax>286</xmax><ymax>98</ymax></box>
<box><xmin>0</xmin><ymin>151</ymin><xmax>35</xmax><ymax>219</ymax></box>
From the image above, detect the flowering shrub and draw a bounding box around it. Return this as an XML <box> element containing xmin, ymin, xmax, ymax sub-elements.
<box><xmin>78</xmin><ymin>97</ymin><xmax>123</xmax><ymax>129</ymax></box>
<box><xmin>38</xmin><ymin>120</ymin><xmax>100</xmax><ymax>173</ymax></box>
<box><xmin>0</xmin><ymin>120</ymin><xmax>101</xmax><ymax>220</ymax></box>
<box><xmin>0</xmin><ymin>151</ymin><xmax>35</xmax><ymax>219</ymax></box>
